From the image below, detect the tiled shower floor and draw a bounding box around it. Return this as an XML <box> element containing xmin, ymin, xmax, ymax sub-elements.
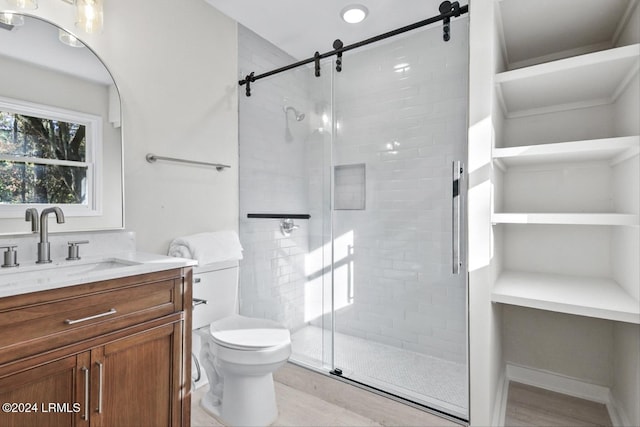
<box><xmin>291</xmin><ymin>326</ymin><xmax>468</xmax><ymax>418</ymax></box>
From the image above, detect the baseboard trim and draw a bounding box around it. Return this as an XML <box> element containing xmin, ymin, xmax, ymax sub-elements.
<box><xmin>506</xmin><ymin>364</ymin><xmax>609</xmax><ymax>402</ymax></box>
<box><xmin>608</xmin><ymin>392</ymin><xmax>631</xmax><ymax>427</ymax></box>
<box><xmin>491</xmin><ymin>371</ymin><xmax>508</xmax><ymax>427</ymax></box>
<box><xmin>505</xmin><ymin>363</ymin><xmax>630</xmax><ymax>426</ymax></box>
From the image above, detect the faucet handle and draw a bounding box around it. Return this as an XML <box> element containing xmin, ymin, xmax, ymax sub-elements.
<box><xmin>0</xmin><ymin>245</ymin><xmax>19</xmax><ymax>268</ymax></box>
<box><xmin>66</xmin><ymin>240</ymin><xmax>89</xmax><ymax>261</ymax></box>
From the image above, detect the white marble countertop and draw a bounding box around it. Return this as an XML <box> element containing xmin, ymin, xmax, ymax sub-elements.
<box><xmin>0</xmin><ymin>251</ymin><xmax>197</xmax><ymax>299</ymax></box>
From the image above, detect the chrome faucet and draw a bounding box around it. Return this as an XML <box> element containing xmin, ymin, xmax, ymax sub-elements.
<box><xmin>36</xmin><ymin>207</ymin><xmax>65</xmax><ymax>264</ymax></box>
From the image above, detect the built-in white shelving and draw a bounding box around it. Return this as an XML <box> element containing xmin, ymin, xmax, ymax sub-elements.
<box><xmin>490</xmin><ymin>2</ymin><xmax>640</xmax><ymax>425</ymax></box>
<box><xmin>493</xmin><ymin>136</ymin><xmax>640</xmax><ymax>168</ymax></box>
<box><xmin>491</xmin><ymin>213</ymin><xmax>639</xmax><ymax>226</ymax></box>
<box><xmin>495</xmin><ymin>44</ymin><xmax>640</xmax><ymax>118</ymax></box>
<box><xmin>493</xmin><ymin>271</ymin><xmax>640</xmax><ymax>324</ymax></box>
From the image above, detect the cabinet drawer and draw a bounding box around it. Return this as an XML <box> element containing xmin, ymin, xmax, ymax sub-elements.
<box><xmin>0</xmin><ymin>279</ymin><xmax>180</xmax><ymax>365</ymax></box>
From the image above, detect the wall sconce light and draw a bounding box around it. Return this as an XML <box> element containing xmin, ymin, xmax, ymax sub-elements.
<box><xmin>75</xmin><ymin>0</ymin><xmax>103</xmax><ymax>34</ymax></box>
<box><xmin>5</xmin><ymin>0</ymin><xmax>37</xmax><ymax>10</ymax></box>
<box><xmin>3</xmin><ymin>0</ymin><xmax>104</xmax><ymax>34</ymax></box>
<box><xmin>0</xmin><ymin>11</ymin><xmax>25</xmax><ymax>25</ymax></box>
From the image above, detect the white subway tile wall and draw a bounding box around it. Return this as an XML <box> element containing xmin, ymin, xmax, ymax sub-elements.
<box><xmin>238</xmin><ymin>25</ymin><xmax>316</xmax><ymax>332</ymax></box>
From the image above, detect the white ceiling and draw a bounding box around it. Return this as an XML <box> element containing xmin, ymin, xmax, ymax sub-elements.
<box><xmin>204</xmin><ymin>0</ymin><xmax>469</xmax><ymax>60</ymax></box>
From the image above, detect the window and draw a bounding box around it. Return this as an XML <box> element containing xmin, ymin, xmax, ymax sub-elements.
<box><xmin>0</xmin><ymin>96</ymin><xmax>102</xmax><ymax>217</ymax></box>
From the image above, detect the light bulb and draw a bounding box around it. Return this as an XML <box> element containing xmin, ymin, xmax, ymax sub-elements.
<box><xmin>76</xmin><ymin>0</ymin><xmax>103</xmax><ymax>34</ymax></box>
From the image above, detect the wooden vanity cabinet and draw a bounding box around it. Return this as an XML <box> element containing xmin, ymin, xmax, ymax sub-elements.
<box><xmin>0</xmin><ymin>355</ymin><xmax>78</xmax><ymax>427</ymax></box>
<box><xmin>0</xmin><ymin>267</ymin><xmax>192</xmax><ymax>427</ymax></box>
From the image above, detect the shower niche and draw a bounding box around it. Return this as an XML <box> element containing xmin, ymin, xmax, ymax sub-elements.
<box><xmin>334</xmin><ymin>164</ymin><xmax>366</xmax><ymax>210</ymax></box>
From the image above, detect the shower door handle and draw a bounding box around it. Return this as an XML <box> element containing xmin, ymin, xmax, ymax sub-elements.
<box><xmin>452</xmin><ymin>161</ymin><xmax>463</xmax><ymax>275</ymax></box>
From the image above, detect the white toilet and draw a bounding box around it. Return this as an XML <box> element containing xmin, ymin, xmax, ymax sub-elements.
<box><xmin>192</xmin><ymin>260</ymin><xmax>291</xmax><ymax>427</ymax></box>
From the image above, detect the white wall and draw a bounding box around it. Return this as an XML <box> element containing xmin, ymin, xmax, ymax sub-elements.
<box><xmin>109</xmin><ymin>0</ymin><xmax>238</xmax><ymax>253</ymax></box>
<box><xmin>616</xmin><ymin>2</ymin><xmax>640</xmax><ymax>48</ymax></box>
<box><xmin>12</xmin><ymin>0</ymin><xmax>239</xmax><ymax>253</ymax></box>
<box><xmin>502</xmin><ymin>306</ymin><xmax>613</xmax><ymax>386</ymax></box>
<box><xmin>500</xmin><ymin>104</ymin><xmax>615</xmax><ymax>148</ymax></box>
<box><xmin>467</xmin><ymin>0</ymin><xmax>504</xmax><ymax>424</ymax></box>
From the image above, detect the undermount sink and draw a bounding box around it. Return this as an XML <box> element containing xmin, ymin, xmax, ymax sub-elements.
<box><xmin>0</xmin><ymin>258</ymin><xmax>142</xmax><ymax>287</ymax></box>
<box><xmin>60</xmin><ymin>259</ymin><xmax>142</xmax><ymax>276</ymax></box>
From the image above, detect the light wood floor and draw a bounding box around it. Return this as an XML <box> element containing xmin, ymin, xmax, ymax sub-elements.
<box><xmin>505</xmin><ymin>382</ymin><xmax>613</xmax><ymax>427</ymax></box>
<box><xmin>191</xmin><ymin>363</ymin><xmax>459</xmax><ymax>427</ymax></box>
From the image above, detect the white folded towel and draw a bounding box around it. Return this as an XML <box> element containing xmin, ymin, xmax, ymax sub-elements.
<box><xmin>168</xmin><ymin>230</ymin><xmax>243</xmax><ymax>266</ymax></box>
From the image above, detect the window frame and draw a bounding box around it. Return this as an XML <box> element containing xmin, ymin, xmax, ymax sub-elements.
<box><xmin>0</xmin><ymin>95</ymin><xmax>102</xmax><ymax>218</ymax></box>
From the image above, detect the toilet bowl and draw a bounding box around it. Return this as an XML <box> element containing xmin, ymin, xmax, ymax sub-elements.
<box><xmin>198</xmin><ymin>315</ymin><xmax>291</xmax><ymax>426</ymax></box>
<box><xmin>191</xmin><ymin>259</ymin><xmax>291</xmax><ymax>427</ymax></box>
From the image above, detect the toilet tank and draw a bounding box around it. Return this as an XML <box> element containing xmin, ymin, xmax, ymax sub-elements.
<box><xmin>192</xmin><ymin>259</ymin><xmax>239</xmax><ymax>330</ymax></box>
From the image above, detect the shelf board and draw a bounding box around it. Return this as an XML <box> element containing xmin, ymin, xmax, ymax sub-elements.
<box><xmin>493</xmin><ymin>136</ymin><xmax>640</xmax><ymax>167</ymax></box>
<box><xmin>493</xmin><ymin>271</ymin><xmax>640</xmax><ymax>324</ymax></box>
<box><xmin>495</xmin><ymin>44</ymin><xmax>640</xmax><ymax>118</ymax></box>
<box><xmin>492</xmin><ymin>213</ymin><xmax>639</xmax><ymax>226</ymax></box>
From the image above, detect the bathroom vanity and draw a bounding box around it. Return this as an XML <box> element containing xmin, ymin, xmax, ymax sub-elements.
<box><xmin>0</xmin><ymin>254</ymin><xmax>194</xmax><ymax>427</ymax></box>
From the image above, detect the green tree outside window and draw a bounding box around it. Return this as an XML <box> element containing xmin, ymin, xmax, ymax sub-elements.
<box><xmin>0</xmin><ymin>110</ymin><xmax>88</xmax><ymax>205</ymax></box>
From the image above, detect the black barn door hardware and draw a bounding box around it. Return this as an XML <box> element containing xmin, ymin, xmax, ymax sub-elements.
<box><xmin>238</xmin><ymin>2</ymin><xmax>468</xmax><ymax>96</ymax></box>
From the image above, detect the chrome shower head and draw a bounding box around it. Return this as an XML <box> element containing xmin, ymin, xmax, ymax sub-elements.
<box><xmin>284</xmin><ymin>105</ymin><xmax>305</xmax><ymax>121</ymax></box>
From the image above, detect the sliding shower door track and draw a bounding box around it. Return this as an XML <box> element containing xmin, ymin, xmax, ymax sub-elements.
<box><xmin>287</xmin><ymin>360</ymin><xmax>469</xmax><ymax>426</ymax></box>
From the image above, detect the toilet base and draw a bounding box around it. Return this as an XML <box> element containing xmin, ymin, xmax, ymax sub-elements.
<box><xmin>200</xmin><ymin>390</ymin><xmax>223</xmax><ymax>419</ymax></box>
<box><xmin>200</xmin><ymin>372</ymin><xmax>278</xmax><ymax>427</ymax></box>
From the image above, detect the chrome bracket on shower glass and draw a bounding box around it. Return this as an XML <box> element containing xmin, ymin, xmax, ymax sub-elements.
<box><xmin>452</xmin><ymin>161</ymin><xmax>463</xmax><ymax>275</ymax></box>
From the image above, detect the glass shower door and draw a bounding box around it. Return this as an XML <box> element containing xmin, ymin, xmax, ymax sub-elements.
<box><xmin>329</xmin><ymin>19</ymin><xmax>469</xmax><ymax>419</ymax></box>
<box><xmin>289</xmin><ymin>59</ymin><xmax>336</xmax><ymax>372</ymax></box>
<box><xmin>237</xmin><ymin>20</ymin><xmax>469</xmax><ymax>421</ymax></box>
<box><xmin>237</xmin><ymin>34</ymin><xmax>335</xmax><ymax>372</ymax></box>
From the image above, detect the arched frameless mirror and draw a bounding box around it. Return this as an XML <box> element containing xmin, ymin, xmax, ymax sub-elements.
<box><xmin>0</xmin><ymin>13</ymin><xmax>123</xmax><ymax>235</ymax></box>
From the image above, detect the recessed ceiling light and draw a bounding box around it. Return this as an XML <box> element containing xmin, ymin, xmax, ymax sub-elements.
<box><xmin>341</xmin><ymin>4</ymin><xmax>368</xmax><ymax>24</ymax></box>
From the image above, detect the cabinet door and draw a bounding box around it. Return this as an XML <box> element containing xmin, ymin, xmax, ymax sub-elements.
<box><xmin>0</xmin><ymin>355</ymin><xmax>79</xmax><ymax>427</ymax></box>
<box><xmin>90</xmin><ymin>323</ymin><xmax>183</xmax><ymax>427</ymax></box>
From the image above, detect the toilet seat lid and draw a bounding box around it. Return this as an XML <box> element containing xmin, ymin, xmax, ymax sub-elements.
<box><xmin>210</xmin><ymin>315</ymin><xmax>290</xmax><ymax>350</ymax></box>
